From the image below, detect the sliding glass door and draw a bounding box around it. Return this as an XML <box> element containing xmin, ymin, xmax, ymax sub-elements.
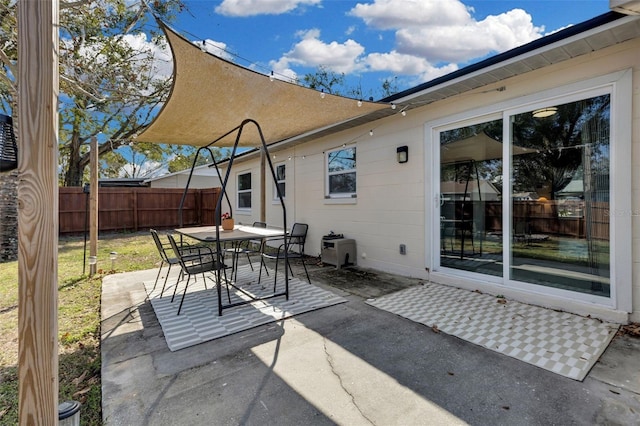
<box><xmin>437</xmin><ymin>93</ymin><xmax>611</xmax><ymax>299</ymax></box>
<box><xmin>509</xmin><ymin>95</ymin><xmax>610</xmax><ymax>297</ymax></box>
<box><xmin>439</xmin><ymin>118</ymin><xmax>504</xmax><ymax>276</ymax></box>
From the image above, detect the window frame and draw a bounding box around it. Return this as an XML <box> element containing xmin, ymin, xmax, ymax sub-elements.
<box><xmin>273</xmin><ymin>162</ymin><xmax>286</xmax><ymax>201</ymax></box>
<box><xmin>236</xmin><ymin>171</ymin><xmax>252</xmax><ymax>211</ymax></box>
<box><xmin>325</xmin><ymin>144</ymin><xmax>357</xmax><ymax>199</ymax></box>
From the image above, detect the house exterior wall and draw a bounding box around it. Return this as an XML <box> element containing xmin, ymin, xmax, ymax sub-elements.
<box><xmin>223</xmin><ymin>36</ymin><xmax>640</xmax><ymax>323</ymax></box>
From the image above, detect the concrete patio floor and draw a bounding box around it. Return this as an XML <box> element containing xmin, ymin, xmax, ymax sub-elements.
<box><xmin>101</xmin><ymin>258</ymin><xmax>640</xmax><ymax>425</ymax></box>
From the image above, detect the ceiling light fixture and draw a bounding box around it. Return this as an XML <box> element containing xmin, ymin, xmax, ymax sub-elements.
<box><xmin>532</xmin><ymin>107</ymin><xmax>558</xmax><ymax>118</ymax></box>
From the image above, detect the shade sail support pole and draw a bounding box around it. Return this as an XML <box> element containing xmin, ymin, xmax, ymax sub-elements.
<box><xmin>208</xmin><ymin>119</ymin><xmax>288</xmax><ymax>315</ymax></box>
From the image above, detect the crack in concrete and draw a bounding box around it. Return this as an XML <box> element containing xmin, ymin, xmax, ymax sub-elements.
<box><xmin>323</xmin><ymin>337</ymin><xmax>375</xmax><ymax>425</ymax></box>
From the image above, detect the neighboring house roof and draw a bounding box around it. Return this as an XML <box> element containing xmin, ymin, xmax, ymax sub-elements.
<box><xmin>228</xmin><ymin>11</ymin><xmax>639</xmax><ymax>165</ymax></box>
<box><xmin>143</xmin><ymin>164</ymin><xmax>221</xmax><ymax>184</ymax></box>
<box><xmin>98</xmin><ymin>178</ymin><xmax>149</xmax><ymax>187</ymax></box>
<box><xmin>512</xmin><ymin>192</ymin><xmax>540</xmax><ymax>201</ymax></box>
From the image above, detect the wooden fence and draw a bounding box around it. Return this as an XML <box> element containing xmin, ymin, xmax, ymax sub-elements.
<box><xmin>59</xmin><ymin>187</ymin><xmax>222</xmax><ymax>234</ymax></box>
<box><xmin>444</xmin><ymin>200</ymin><xmax>609</xmax><ymax>240</ymax></box>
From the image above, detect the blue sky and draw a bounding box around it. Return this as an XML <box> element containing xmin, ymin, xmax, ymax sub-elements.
<box><xmin>164</xmin><ymin>0</ymin><xmax>612</xmax><ymax>100</ymax></box>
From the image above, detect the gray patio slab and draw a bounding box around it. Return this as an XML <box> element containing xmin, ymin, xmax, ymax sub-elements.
<box><xmin>101</xmin><ymin>262</ymin><xmax>640</xmax><ymax>425</ymax></box>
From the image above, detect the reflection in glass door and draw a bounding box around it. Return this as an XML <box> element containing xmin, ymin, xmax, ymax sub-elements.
<box><xmin>439</xmin><ymin>119</ymin><xmax>503</xmax><ymax>276</ymax></box>
<box><xmin>437</xmin><ymin>93</ymin><xmax>611</xmax><ymax>299</ymax></box>
<box><xmin>510</xmin><ymin>95</ymin><xmax>610</xmax><ymax>297</ymax></box>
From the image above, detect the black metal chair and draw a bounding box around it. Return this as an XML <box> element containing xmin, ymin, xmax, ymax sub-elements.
<box><xmin>150</xmin><ymin>229</ymin><xmax>187</xmax><ymax>298</ymax></box>
<box><xmin>258</xmin><ymin>223</ymin><xmax>311</xmax><ymax>290</ymax></box>
<box><xmin>167</xmin><ymin>234</ymin><xmax>230</xmax><ymax>315</ymax></box>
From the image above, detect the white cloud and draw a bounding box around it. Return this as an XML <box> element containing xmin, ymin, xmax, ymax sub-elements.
<box><xmin>366</xmin><ymin>51</ymin><xmax>458</xmax><ymax>80</ymax></box>
<box><xmin>271</xmin><ymin>29</ymin><xmax>366</xmax><ymax>74</ymax></box>
<box><xmin>259</xmin><ymin>0</ymin><xmax>546</xmax><ymax>93</ymax></box>
<box><xmin>349</xmin><ymin>0</ymin><xmax>544</xmax><ymax>64</ymax></box>
<box><xmin>349</xmin><ymin>0</ymin><xmax>471</xmax><ymax>29</ymax></box>
<box><xmin>216</xmin><ymin>0</ymin><xmax>321</xmax><ymax>17</ymax></box>
<box><xmin>268</xmin><ymin>27</ymin><xmax>463</xmax><ymax>86</ymax></box>
<box><xmin>199</xmin><ymin>39</ymin><xmax>235</xmax><ymax>61</ymax></box>
<box><xmin>119</xmin><ymin>160</ymin><xmax>164</xmax><ymax>179</ymax></box>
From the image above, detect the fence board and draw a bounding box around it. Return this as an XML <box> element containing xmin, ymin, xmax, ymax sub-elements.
<box><xmin>59</xmin><ymin>187</ymin><xmax>221</xmax><ymax>234</ymax></box>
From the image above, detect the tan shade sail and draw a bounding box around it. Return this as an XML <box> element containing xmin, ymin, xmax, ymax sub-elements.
<box><xmin>441</xmin><ymin>132</ymin><xmax>533</xmax><ymax>163</ymax></box>
<box><xmin>135</xmin><ymin>23</ymin><xmax>388</xmax><ymax>147</ymax></box>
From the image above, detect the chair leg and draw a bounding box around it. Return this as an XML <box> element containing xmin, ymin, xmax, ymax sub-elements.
<box><xmin>151</xmin><ymin>261</ymin><xmax>164</xmax><ymax>293</ymax></box>
<box><xmin>287</xmin><ymin>258</ymin><xmax>294</xmax><ymax>276</ymax></box>
<box><xmin>159</xmin><ymin>263</ymin><xmax>173</xmax><ymax>298</ymax></box>
<box><xmin>300</xmin><ymin>256</ymin><xmax>311</xmax><ymax>284</ymax></box>
<box><xmin>273</xmin><ymin>257</ymin><xmax>280</xmax><ymax>292</ymax></box>
<box><xmin>245</xmin><ymin>250</ymin><xmax>254</xmax><ymax>271</ymax></box>
<box><xmin>201</xmin><ymin>272</ymin><xmax>208</xmax><ymax>289</ymax></box>
<box><xmin>171</xmin><ymin>271</ymin><xmax>183</xmax><ymax>303</ymax></box>
<box><xmin>258</xmin><ymin>256</ymin><xmax>266</xmax><ymax>284</ymax></box>
<box><xmin>177</xmin><ymin>275</ymin><xmax>191</xmax><ymax>315</ymax></box>
<box><xmin>221</xmin><ymin>269</ymin><xmax>231</xmax><ymax>303</ymax></box>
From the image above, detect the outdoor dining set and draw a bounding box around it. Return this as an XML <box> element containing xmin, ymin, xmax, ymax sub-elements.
<box><xmin>149</xmin><ymin>222</ymin><xmax>311</xmax><ymax>316</ymax></box>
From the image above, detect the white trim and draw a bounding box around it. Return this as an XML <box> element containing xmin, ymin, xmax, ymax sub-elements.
<box><xmin>325</xmin><ymin>144</ymin><xmax>357</xmax><ymax>199</ymax></box>
<box><xmin>272</xmin><ymin>162</ymin><xmax>286</xmax><ymax>203</ymax></box>
<box><xmin>610</xmin><ymin>68</ymin><xmax>633</xmax><ymax>312</ymax></box>
<box><xmin>236</xmin><ymin>170</ymin><xmax>252</xmax><ymax>213</ymax></box>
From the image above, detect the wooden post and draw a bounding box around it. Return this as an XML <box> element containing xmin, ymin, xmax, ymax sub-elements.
<box><xmin>89</xmin><ymin>137</ymin><xmax>98</xmax><ymax>275</ymax></box>
<box><xmin>17</xmin><ymin>0</ymin><xmax>60</xmax><ymax>423</ymax></box>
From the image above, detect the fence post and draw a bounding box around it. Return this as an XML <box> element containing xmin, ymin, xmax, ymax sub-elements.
<box><xmin>196</xmin><ymin>189</ymin><xmax>202</xmax><ymax>225</ymax></box>
<box><xmin>132</xmin><ymin>188</ymin><xmax>138</xmax><ymax>232</ymax></box>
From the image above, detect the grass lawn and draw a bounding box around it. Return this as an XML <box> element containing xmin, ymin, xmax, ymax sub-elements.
<box><xmin>0</xmin><ymin>231</ymin><xmax>160</xmax><ymax>425</ymax></box>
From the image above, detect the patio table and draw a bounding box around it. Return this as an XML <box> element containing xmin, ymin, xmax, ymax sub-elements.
<box><xmin>175</xmin><ymin>224</ymin><xmax>288</xmax><ymax>315</ymax></box>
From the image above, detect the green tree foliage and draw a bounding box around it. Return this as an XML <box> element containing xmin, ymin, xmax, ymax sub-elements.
<box><xmin>511</xmin><ymin>95</ymin><xmax>610</xmax><ymax>199</ymax></box>
<box><xmin>0</xmin><ymin>0</ymin><xmax>190</xmax><ymax>186</ymax></box>
<box><xmin>166</xmin><ymin>145</ymin><xmax>231</xmax><ymax>173</ymax></box>
<box><xmin>302</xmin><ymin>65</ymin><xmax>400</xmax><ymax>101</ymax></box>
<box><xmin>301</xmin><ymin>65</ymin><xmax>346</xmax><ymax>95</ymax></box>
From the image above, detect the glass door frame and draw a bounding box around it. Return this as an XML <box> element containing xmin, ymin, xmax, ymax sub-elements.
<box><xmin>427</xmin><ymin>70</ymin><xmax>632</xmax><ymax>311</ymax></box>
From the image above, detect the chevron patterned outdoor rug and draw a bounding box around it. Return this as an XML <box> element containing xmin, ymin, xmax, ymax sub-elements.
<box><xmin>144</xmin><ymin>264</ymin><xmax>346</xmax><ymax>351</ymax></box>
<box><xmin>366</xmin><ymin>283</ymin><xmax>618</xmax><ymax>381</ymax></box>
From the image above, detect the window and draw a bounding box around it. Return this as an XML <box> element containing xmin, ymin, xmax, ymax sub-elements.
<box><xmin>326</xmin><ymin>145</ymin><xmax>356</xmax><ymax>197</ymax></box>
<box><xmin>273</xmin><ymin>163</ymin><xmax>286</xmax><ymax>200</ymax></box>
<box><xmin>237</xmin><ymin>172</ymin><xmax>251</xmax><ymax>209</ymax></box>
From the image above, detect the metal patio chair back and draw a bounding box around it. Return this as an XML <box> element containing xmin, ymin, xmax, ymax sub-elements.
<box><xmin>258</xmin><ymin>222</ymin><xmax>311</xmax><ymax>290</ymax></box>
<box><xmin>150</xmin><ymin>229</ymin><xmax>183</xmax><ymax>297</ymax></box>
<box><xmin>167</xmin><ymin>233</ymin><xmax>230</xmax><ymax>315</ymax></box>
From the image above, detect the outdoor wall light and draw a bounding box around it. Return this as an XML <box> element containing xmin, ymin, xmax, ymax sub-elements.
<box><xmin>532</xmin><ymin>107</ymin><xmax>558</xmax><ymax>118</ymax></box>
<box><xmin>397</xmin><ymin>146</ymin><xmax>408</xmax><ymax>163</ymax></box>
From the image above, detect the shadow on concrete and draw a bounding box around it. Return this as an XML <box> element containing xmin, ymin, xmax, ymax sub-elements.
<box><xmin>100</xmin><ymin>260</ymin><xmax>640</xmax><ymax>425</ymax></box>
